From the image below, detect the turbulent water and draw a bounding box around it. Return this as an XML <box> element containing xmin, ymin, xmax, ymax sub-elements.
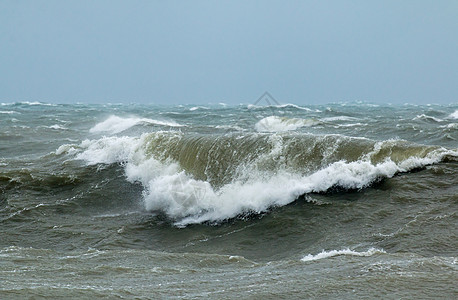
<box><xmin>1</xmin><ymin>101</ymin><xmax>457</xmax><ymax>299</ymax></box>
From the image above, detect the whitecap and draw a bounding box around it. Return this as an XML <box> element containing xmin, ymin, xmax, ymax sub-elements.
<box><xmin>0</xmin><ymin>111</ymin><xmax>18</xmax><ymax>114</ymax></box>
<box><xmin>90</xmin><ymin>115</ymin><xmax>183</xmax><ymax>134</ymax></box>
<box><xmin>255</xmin><ymin>116</ymin><xmax>319</xmax><ymax>132</ymax></box>
<box><xmin>413</xmin><ymin>114</ymin><xmax>443</xmax><ymax>122</ymax></box>
<box><xmin>21</xmin><ymin>101</ymin><xmax>56</xmax><ymax>106</ymax></box>
<box><xmin>333</xmin><ymin>123</ymin><xmax>367</xmax><ymax>128</ymax></box>
<box><xmin>321</xmin><ymin>116</ymin><xmax>359</xmax><ymax>122</ymax></box>
<box><xmin>48</xmin><ymin>124</ymin><xmax>68</xmax><ymax>130</ymax></box>
<box><xmin>247</xmin><ymin>103</ymin><xmax>319</xmax><ymax>112</ymax></box>
<box><xmin>301</xmin><ymin>248</ymin><xmax>386</xmax><ymax>262</ymax></box>
<box><xmin>448</xmin><ymin>110</ymin><xmax>458</xmax><ymax>119</ymax></box>
<box><xmin>189</xmin><ymin>106</ymin><xmax>209</xmax><ymax>111</ymax></box>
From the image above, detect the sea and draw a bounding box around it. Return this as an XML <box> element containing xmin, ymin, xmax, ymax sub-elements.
<box><xmin>0</xmin><ymin>100</ymin><xmax>457</xmax><ymax>299</ymax></box>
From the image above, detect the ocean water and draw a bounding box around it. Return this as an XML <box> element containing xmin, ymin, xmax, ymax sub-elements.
<box><xmin>0</xmin><ymin>101</ymin><xmax>457</xmax><ymax>299</ymax></box>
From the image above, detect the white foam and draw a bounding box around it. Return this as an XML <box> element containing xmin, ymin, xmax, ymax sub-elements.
<box><xmin>276</xmin><ymin>104</ymin><xmax>314</xmax><ymax>111</ymax></box>
<box><xmin>442</xmin><ymin>123</ymin><xmax>458</xmax><ymax>129</ymax></box>
<box><xmin>21</xmin><ymin>101</ymin><xmax>56</xmax><ymax>106</ymax></box>
<box><xmin>301</xmin><ymin>248</ymin><xmax>385</xmax><ymax>262</ymax></box>
<box><xmin>75</xmin><ymin>136</ymin><xmax>140</xmax><ymax>164</ymax></box>
<box><xmin>333</xmin><ymin>123</ymin><xmax>367</xmax><ymax>128</ymax></box>
<box><xmin>48</xmin><ymin>124</ymin><xmax>68</xmax><ymax>130</ymax></box>
<box><xmin>90</xmin><ymin>115</ymin><xmax>182</xmax><ymax>134</ymax></box>
<box><xmin>55</xmin><ymin>144</ymin><xmax>78</xmax><ymax>156</ymax></box>
<box><xmin>189</xmin><ymin>106</ymin><xmax>209</xmax><ymax>111</ymax></box>
<box><xmin>247</xmin><ymin>103</ymin><xmax>319</xmax><ymax>112</ymax></box>
<box><xmin>448</xmin><ymin>110</ymin><xmax>458</xmax><ymax>119</ymax></box>
<box><xmin>322</xmin><ymin>116</ymin><xmax>359</xmax><ymax>122</ymax></box>
<box><xmin>255</xmin><ymin>116</ymin><xmax>319</xmax><ymax>132</ymax></box>
<box><xmin>413</xmin><ymin>114</ymin><xmax>443</xmax><ymax>122</ymax></box>
<box><xmin>0</xmin><ymin>110</ymin><xmax>18</xmax><ymax>114</ymax></box>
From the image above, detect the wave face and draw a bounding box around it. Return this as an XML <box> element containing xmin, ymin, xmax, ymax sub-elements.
<box><xmin>66</xmin><ymin>128</ymin><xmax>456</xmax><ymax>225</ymax></box>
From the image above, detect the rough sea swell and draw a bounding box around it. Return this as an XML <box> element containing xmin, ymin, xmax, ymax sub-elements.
<box><xmin>57</xmin><ymin>126</ymin><xmax>457</xmax><ymax>226</ymax></box>
<box><xmin>1</xmin><ymin>102</ymin><xmax>457</xmax><ymax>298</ymax></box>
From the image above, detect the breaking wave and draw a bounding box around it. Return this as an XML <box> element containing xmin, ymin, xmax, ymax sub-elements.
<box><xmin>301</xmin><ymin>248</ymin><xmax>386</xmax><ymax>262</ymax></box>
<box><xmin>449</xmin><ymin>110</ymin><xmax>458</xmax><ymax>119</ymax></box>
<box><xmin>90</xmin><ymin>115</ymin><xmax>183</xmax><ymax>134</ymax></box>
<box><xmin>413</xmin><ymin>114</ymin><xmax>443</xmax><ymax>122</ymax></box>
<box><xmin>56</xmin><ymin>129</ymin><xmax>457</xmax><ymax>226</ymax></box>
<box><xmin>255</xmin><ymin>116</ymin><xmax>320</xmax><ymax>132</ymax></box>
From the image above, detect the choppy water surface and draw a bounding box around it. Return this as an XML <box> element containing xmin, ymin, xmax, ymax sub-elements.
<box><xmin>1</xmin><ymin>101</ymin><xmax>457</xmax><ymax>298</ymax></box>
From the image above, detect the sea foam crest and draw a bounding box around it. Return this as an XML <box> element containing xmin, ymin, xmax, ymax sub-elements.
<box><xmin>247</xmin><ymin>103</ymin><xmax>319</xmax><ymax>112</ymax></box>
<box><xmin>321</xmin><ymin>116</ymin><xmax>359</xmax><ymax>122</ymax></box>
<box><xmin>68</xmin><ymin>132</ymin><xmax>457</xmax><ymax>226</ymax></box>
<box><xmin>0</xmin><ymin>110</ymin><xmax>18</xmax><ymax>114</ymax></box>
<box><xmin>90</xmin><ymin>115</ymin><xmax>182</xmax><ymax>134</ymax></box>
<box><xmin>413</xmin><ymin>114</ymin><xmax>443</xmax><ymax>122</ymax></box>
<box><xmin>301</xmin><ymin>248</ymin><xmax>386</xmax><ymax>262</ymax></box>
<box><xmin>255</xmin><ymin>116</ymin><xmax>320</xmax><ymax>132</ymax></box>
<box><xmin>449</xmin><ymin>110</ymin><xmax>458</xmax><ymax>119</ymax></box>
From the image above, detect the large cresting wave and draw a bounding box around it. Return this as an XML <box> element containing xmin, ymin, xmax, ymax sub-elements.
<box><xmin>57</xmin><ymin>129</ymin><xmax>457</xmax><ymax>226</ymax></box>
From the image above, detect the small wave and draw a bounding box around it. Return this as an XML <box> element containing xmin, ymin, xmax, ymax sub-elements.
<box><xmin>301</xmin><ymin>248</ymin><xmax>386</xmax><ymax>262</ymax></box>
<box><xmin>255</xmin><ymin>116</ymin><xmax>320</xmax><ymax>132</ymax></box>
<box><xmin>276</xmin><ymin>104</ymin><xmax>315</xmax><ymax>111</ymax></box>
<box><xmin>48</xmin><ymin>124</ymin><xmax>68</xmax><ymax>130</ymax></box>
<box><xmin>413</xmin><ymin>114</ymin><xmax>443</xmax><ymax>122</ymax></box>
<box><xmin>22</xmin><ymin>101</ymin><xmax>57</xmax><ymax>106</ymax></box>
<box><xmin>448</xmin><ymin>110</ymin><xmax>458</xmax><ymax>119</ymax></box>
<box><xmin>333</xmin><ymin>123</ymin><xmax>367</xmax><ymax>128</ymax></box>
<box><xmin>2</xmin><ymin>101</ymin><xmax>58</xmax><ymax>107</ymax></box>
<box><xmin>441</xmin><ymin>123</ymin><xmax>458</xmax><ymax>129</ymax></box>
<box><xmin>0</xmin><ymin>110</ymin><xmax>19</xmax><ymax>114</ymax></box>
<box><xmin>321</xmin><ymin>116</ymin><xmax>359</xmax><ymax>122</ymax></box>
<box><xmin>90</xmin><ymin>115</ymin><xmax>183</xmax><ymax>134</ymax></box>
<box><xmin>247</xmin><ymin>103</ymin><xmax>319</xmax><ymax>112</ymax></box>
<box><xmin>189</xmin><ymin>106</ymin><xmax>209</xmax><ymax>111</ymax></box>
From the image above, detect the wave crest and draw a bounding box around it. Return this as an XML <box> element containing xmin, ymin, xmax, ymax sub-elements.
<box><xmin>301</xmin><ymin>248</ymin><xmax>386</xmax><ymax>262</ymax></box>
<box><xmin>255</xmin><ymin>116</ymin><xmax>320</xmax><ymax>132</ymax></box>
<box><xmin>90</xmin><ymin>115</ymin><xmax>183</xmax><ymax>134</ymax></box>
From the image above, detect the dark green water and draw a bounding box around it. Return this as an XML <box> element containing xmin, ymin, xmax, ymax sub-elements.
<box><xmin>1</xmin><ymin>102</ymin><xmax>457</xmax><ymax>299</ymax></box>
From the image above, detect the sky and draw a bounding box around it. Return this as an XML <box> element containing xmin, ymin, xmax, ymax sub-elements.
<box><xmin>0</xmin><ymin>0</ymin><xmax>457</xmax><ymax>105</ymax></box>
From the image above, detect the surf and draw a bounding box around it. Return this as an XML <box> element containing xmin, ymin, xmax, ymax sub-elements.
<box><xmin>56</xmin><ymin>129</ymin><xmax>457</xmax><ymax>226</ymax></box>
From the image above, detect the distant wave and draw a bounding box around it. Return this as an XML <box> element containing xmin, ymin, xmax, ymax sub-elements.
<box><xmin>301</xmin><ymin>248</ymin><xmax>385</xmax><ymax>262</ymax></box>
<box><xmin>413</xmin><ymin>114</ymin><xmax>443</xmax><ymax>122</ymax></box>
<box><xmin>189</xmin><ymin>106</ymin><xmax>209</xmax><ymax>111</ymax></box>
<box><xmin>0</xmin><ymin>110</ymin><xmax>19</xmax><ymax>114</ymax></box>
<box><xmin>332</xmin><ymin>123</ymin><xmax>367</xmax><ymax>128</ymax></box>
<box><xmin>321</xmin><ymin>116</ymin><xmax>359</xmax><ymax>122</ymax></box>
<box><xmin>255</xmin><ymin>116</ymin><xmax>320</xmax><ymax>132</ymax></box>
<box><xmin>0</xmin><ymin>101</ymin><xmax>57</xmax><ymax>106</ymax></box>
<box><xmin>47</xmin><ymin>124</ymin><xmax>68</xmax><ymax>130</ymax></box>
<box><xmin>449</xmin><ymin>110</ymin><xmax>458</xmax><ymax>119</ymax></box>
<box><xmin>90</xmin><ymin>115</ymin><xmax>183</xmax><ymax>134</ymax></box>
<box><xmin>247</xmin><ymin>103</ymin><xmax>320</xmax><ymax>112</ymax></box>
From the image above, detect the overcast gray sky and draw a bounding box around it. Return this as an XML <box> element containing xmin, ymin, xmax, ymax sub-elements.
<box><xmin>1</xmin><ymin>0</ymin><xmax>457</xmax><ymax>104</ymax></box>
